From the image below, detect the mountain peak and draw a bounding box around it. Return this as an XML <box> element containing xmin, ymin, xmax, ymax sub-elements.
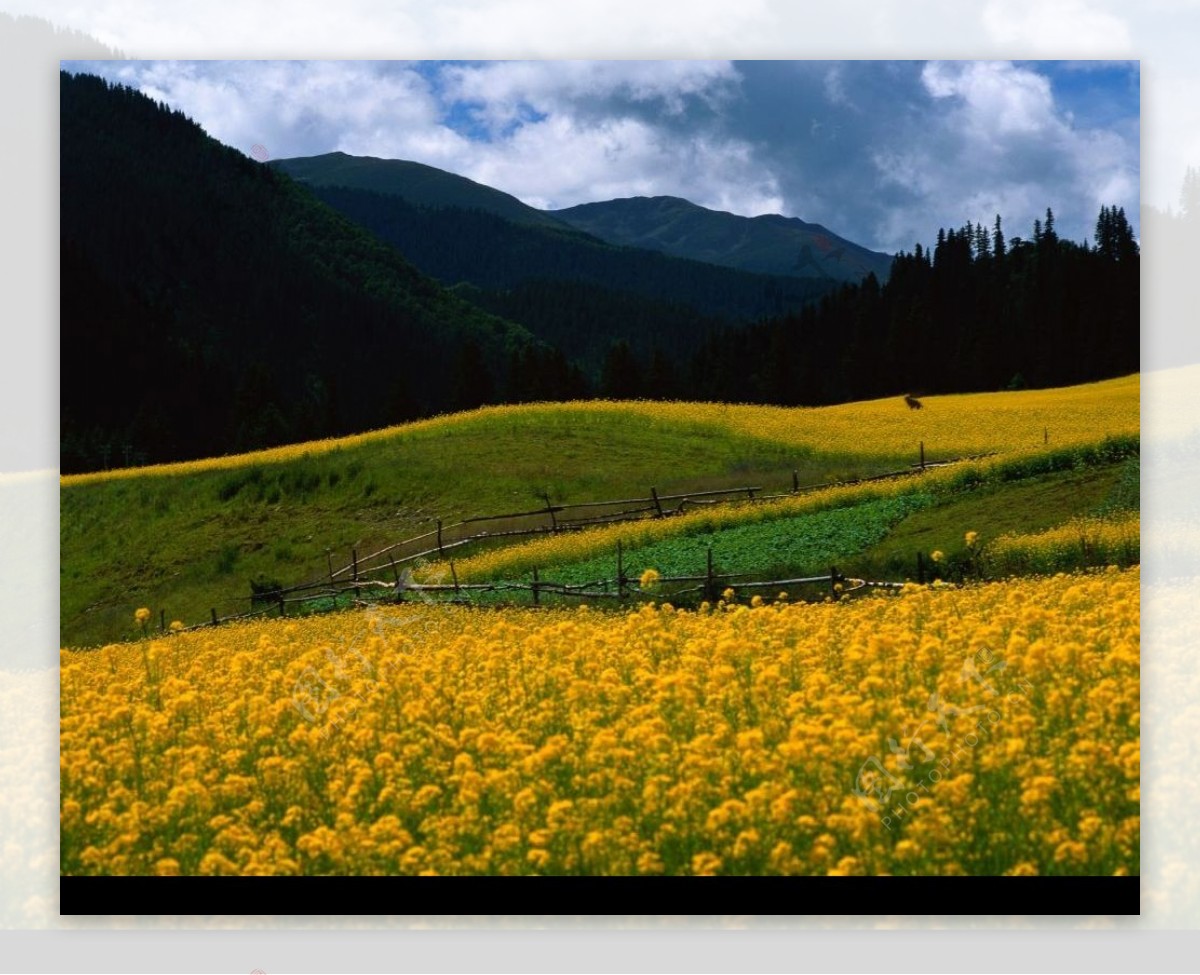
<box><xmin>550</xmin><ymin>196</ymin><xmax>892</xmax><ymax>283</ymax></box>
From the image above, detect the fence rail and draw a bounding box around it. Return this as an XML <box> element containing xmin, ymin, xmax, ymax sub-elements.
<box><xmin>168</xmin><ymin>444</ymin><xmax>979</xmax><ymax>633</ymax></box>
<box><xmin>177</xmin><ymin>559</ymin><xmax>907</xmax><ymax>632</ymax></box>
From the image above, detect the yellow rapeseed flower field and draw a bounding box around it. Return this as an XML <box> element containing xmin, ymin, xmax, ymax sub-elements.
<box><xmin>61</xmin><ymin>374</ymin><xmax>1138</xmax><ymax>487</ymax></box>
<box><xmin>61</xmin><ymin>569</ymin><xmax>1138</xmax><ymax>876</ymax></box>
<box><xmin>990</xmin><ymin>513</ymin><xmax>1140</xmax><ymax>575</ymax></box>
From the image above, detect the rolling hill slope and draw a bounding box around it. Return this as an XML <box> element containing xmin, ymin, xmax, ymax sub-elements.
<box><xmin>60</xmin><ymin>375</ymin><xmax>1138</xmax><ymax>647</ymax></box>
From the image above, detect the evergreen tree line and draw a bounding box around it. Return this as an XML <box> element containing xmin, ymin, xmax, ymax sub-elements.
<box><xmin>581</xmin><ymin>207</ymin><xmax>1139</xmax><ymax>404</ymax></box>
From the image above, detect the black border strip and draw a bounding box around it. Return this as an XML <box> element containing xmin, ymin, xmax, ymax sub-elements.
<box><xmin>61</xmin><ymin>875</ymin><xmax>1139</xmax><ymax>916</ymax></box>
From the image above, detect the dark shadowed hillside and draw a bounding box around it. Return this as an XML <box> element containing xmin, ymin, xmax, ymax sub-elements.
<box><xmin>60</xmin><ymin>72</ymin><xmax>543</xmax><ymax>472</ymax></box>
<box><xmin>298</xmin><ymin>182</ymin><xmax>832</xmax><ymax>369</ymax></box>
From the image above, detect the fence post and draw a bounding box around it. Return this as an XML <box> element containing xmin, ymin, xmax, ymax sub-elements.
<box><xmin>1044</xmin><ymin>427</ymin><xmax>1048</xmax><ymax>445</ymax></box>
<box><xmin>920</xmin><ymin>441</ymin><xmax>926</xmax><ymax>472</ymax></box>
<box><xmin>210</xmin><ymin>607</ymin><xmax>218</xmax><ymax>627</ymax></box>
<box><xmin>437</xmin><ymin>519</ymin><xmax>444</xmax><ymax>555</ymax></box>
<box><xmin>650</xmin><ymin>487</ymin><xmax>664</xmax><ymax>518</ymax></box>
<box><xmin>792</xmin><ymin>470</ymin><xmax>800</xmax><ymax>493</ymax></box>
<box><xmin>278</xmin><ymin>595</ymin><xmax>286</xmax><ymax>617</ymax></box>
<box><xmin>391</xmin><ymin>553</ymin><xmax>403</xmax><ymax>603</ymax></box>
<box><xmin>706</xmin><ymin>546</ymin><xmax>715</xmax><ymax>602</ymax></box>
<box><xmin>916</xmin><ymin>551</ymin><xmax>925</xmax><ymax>584</ymax></box>
<box><xmin>327</xmin><ymin>548</ymin><xmax>334</xmax><ymax>586</ymax></box>
<box><xmin>352</xmin><ymin>547</ymin><xmax>360</xmax><ymax>601</ymax></box>
<box><xmin>830</xmin><ymin>566</ymin><xmax>839</xmax><ymax>600</ymax></box>
<box><xmin>747</xmin><ymin>487</ymin><xmax>756</xmax><ymax>500</ymax></box>
<box><xmin>617</xmin><ymin>541</ymin><xmax>625</xmax><ymax>600</ymax></box>
<box><xmin>160</xmin><ymin>609</ymin><xmax>165</xmax><ymax>633</ymax></box>
<box><xmin>450</xmin><ymin>561</ymin><xmax>460</xmax><ymax>598</ymax></box>
<box><xmin>544</xmin><ymin>493</ymin><xmax>558</xmax><ymax>533</ymax></box>
<box><xmin>532</xmin><ymin>566</ymin><xmax>540</xmax><ymax>606</ymax></box>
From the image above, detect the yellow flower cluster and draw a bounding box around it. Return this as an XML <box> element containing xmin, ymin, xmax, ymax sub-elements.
<box><xmin>62</xmin><ymin>569</ymin><xmax>1139</xmax><ymax>876</ymax></box>
<box><xmin>990</xmin><ymin>513</ymin><xmax>1140</xmax><ymax>576</ymax></box>
<box><xmin>62</xmin><ymin>374</ymin><xmax>1137</xmax><ymax>487</ymax></box>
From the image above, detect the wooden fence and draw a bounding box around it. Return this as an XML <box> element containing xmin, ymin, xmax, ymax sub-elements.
<box><xmin>178</xmin><ymin>551</ymin><xmax>906</xmax><ymax>633</ymax></box>
<box><xmin>171</xmin><ymin>443</ymin><xmax>980</xmax><ymax>632</ymax></box>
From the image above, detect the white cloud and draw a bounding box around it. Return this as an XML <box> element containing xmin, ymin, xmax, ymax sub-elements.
<box><xmin>922</xmin><ymin>60</ymin><xmax>1056</xmax><ymax>136</ymax></box>
<box><xmin>417</xmin><ymin>104</ymin><xmax>783</xmax><ymax>216</ymax></box>
<box><xmin>982</xmin><ymin>0</ymin><xmax>1133</xmax><ymax>53</ymax></box>
<box><xmin>60</xmin><ymin>57</ymin><xmax>1139</xmax><ymax>251</ymax></box>
<box><xmin>822</xmin><ymin>63</ymin><xmax>856</xmax><ymax>110</ymax></box>
<box><xmin>66</xmin><ymin>59</ymin><xmax>782</xmax><ymax>217</ymax></box>
<box><xmin>441</xmin><ymin>59</ymin><xmax>739</xmax><ymax>122</ymax></box>
<box><xmin>859</xmin><ymin>60</ymin><xmax>1139</xmax><ymax>252</ymax></box>
<box><xmin>87</xmin><ymin>60</ymin><xmax>452</xmax><ymax>164</ymax></box>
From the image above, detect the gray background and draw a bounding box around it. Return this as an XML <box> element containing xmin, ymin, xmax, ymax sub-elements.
<box><xmin>3</xmin><ymin>0</ymin><xmax>1197</xmax><ymax>969</ymax></box>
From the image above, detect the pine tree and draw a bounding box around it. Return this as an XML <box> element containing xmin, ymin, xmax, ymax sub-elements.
<box><xmin>646</xmin><ymin>346</ymin><xmax>677</xmax><ymax>399</ymax></box>
<box><xmin>451</xmin><ymin>339</ymin><xmax>495</xmax><ymax>411</ymax></box>
<box><xmin>601</xmin><ymin>340</ymin><xmax>643</xmax><ymax>399</ymax></box>
<box><xmin>974</xmin><ymin>222</ymin><xmax>990</xmax><ymax>260</ymax></box>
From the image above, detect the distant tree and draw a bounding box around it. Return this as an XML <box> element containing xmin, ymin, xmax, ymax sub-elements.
<box><xmin>645</xmin><ymin>345</ymin><xmax>677</xmax><ymax>399</ymax></box>
<box><xmin>450</xmin><ymin>339</ymin><xmax>496</xmax><ymax>411</ymax></box>
<box><xmin>974</xmin><ymin>222</ymin><xmax>990</xmax><ymax>261</ymax></box>
<box><xmin>1095</xmin><ymin>205</ymin><xmax>1139</xmax><ymax>262</ymax></box>
<box><xmin>601</xmin><ymin>340</ymin><xmax>643</xmax><ymax>399</ymax></box>
<box><xmin>384</xmin><ymin>374</ymin><xmax>419</xmax><ymax>423</ymax></box>
<box><xmin>231</xmin><ymin>362</ymin><xmax>292</xmax><ymax>451</ymax></box>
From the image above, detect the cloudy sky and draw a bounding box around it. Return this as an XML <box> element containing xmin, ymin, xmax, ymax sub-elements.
<box><xmin>62</xmin><ymin>59</ymin><xmax>1138</xmax><ymax>254</ymax></box>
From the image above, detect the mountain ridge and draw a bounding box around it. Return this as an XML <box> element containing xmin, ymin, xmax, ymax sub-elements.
<box><xmin>551</xmin><ymin>194</ymin><xmax>895</xmax><ymax>283</ymax></box>
<box><xmin>274</xmin><ymin>152</ymin><xmax>893</xmax><ymax>284</ymax></box>
<box><xmin>274</xmin><ymin>151</ymin><xmax>567</xmax><ymax>229</ymax></box>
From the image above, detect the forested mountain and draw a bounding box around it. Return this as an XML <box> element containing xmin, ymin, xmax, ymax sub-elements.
<box><xmin>60</xmin><ymin>72</ymin><xmax>546</xmax><ymax>472</ymax></box>
<box><xmin>276</xmin><ymin>153</ymin><xmax>894</xmax><ymax>286</ymax></box>
<box><xmin>61</xmin><ymin>72</ymin><xmax>1139</xmax><ymax>474</ymax></box>
<box><xmin>679</xmin><ymin>209</ymin><xmax>1140</xmax><ymax>405</ymax></box>
<box><xmin>299</xmin><ymin>183</ymin><xmax>831</xmax><ymax>368</ymax></box>
<box><xmin>551</xmin><ymin>195</ymin><xmax>895</xmax><ymax>283</ymax></box>
<box><xmin>275</xmin><ymin>151</ymin><xmax>565</xmax><ymax>229</ymax></box>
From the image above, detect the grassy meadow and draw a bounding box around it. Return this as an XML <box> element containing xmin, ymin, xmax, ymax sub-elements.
<box><xmin>62</xmin><ymin>376</ymin><xmax>1137</xmax><ymax>647</ymax></box>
